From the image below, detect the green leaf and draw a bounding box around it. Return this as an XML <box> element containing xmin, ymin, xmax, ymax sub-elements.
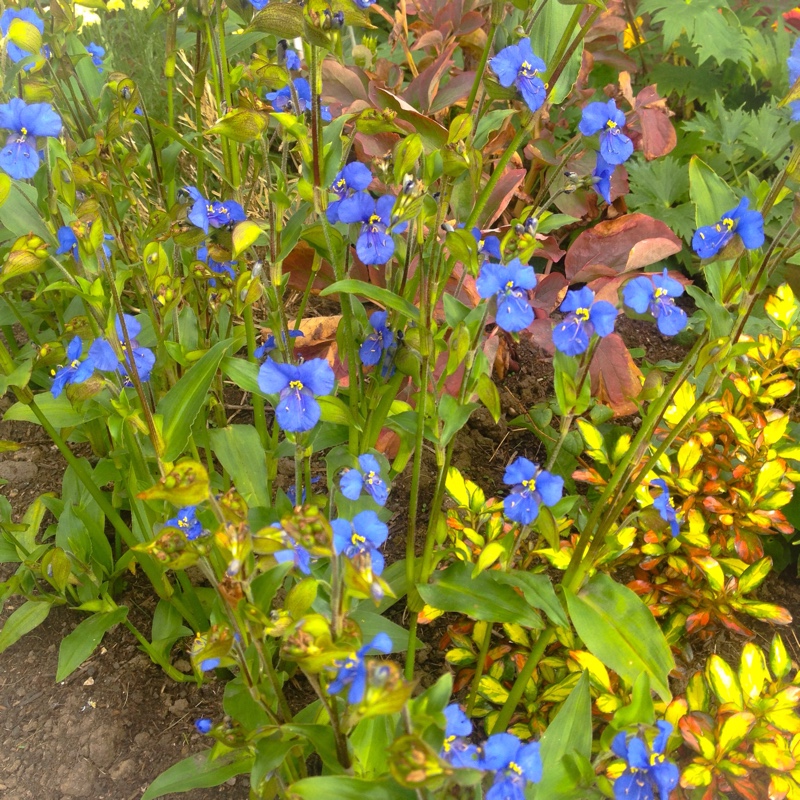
<box><xmin>531</xmin><ymin>1</ymin><xmax>583</xmax><ymax>104</ymax></box>
<box><xmin>0</xmin><ymin>599</ymin><xmax>51</xmax><ymax>654</ymax></box>
<box><xmin>320</xmin><ymin>280</ymin><xmax>420</xmax><ymax>324</ymax></box>
<box><xmin>141</xmin><ymin>751</ymin><xmax>254</xmax><ymax>800</ymax></box>
<box><xmin>688</xmin><ymin>155</ymin><xmax>737</xmax><ymax>227</ymax></box>
<box><xmin>221</xmin><ymin>356</ymin><xmax>265</xmax><ymax>397</ymax></box>
<box><xmin>208</xmin><ymin>425</ymin><xmax>270</xmax><ymax>508</ymax></box>
<box><xmin>4</xmin><ymin>394</ymin><xmax>105</xmax><ymax>428</ymax></box>
<box><xmin>157</xmin><ymin>339</ymin><xmax>232</xmax><ymax>462</ymax></box>
<box><xmin>56</xmin><ymin>607</ymin><xmax>128</xmax><ymax>681</ymax></box>
<box><xmin>0</xmin><ymin>181</ymin><xmax>52</xmax><ymax>240</ymax></box>
<box><xmin>287</xmin><ymin>776</ymin><xmax>414</xmax><ymax>800</ymax></box>
<box><xmin>417</xmin><ymin>561</ymin><xmax>544</xmax><ymax>629</ymax></box>
<box><xmin>704</xmin><ymin>654</ymin><xmax>743</xmax><ymax>710</ymax></box>
<box><xmin>350</xmin><ymin>609</ymin><xmax>422</xmax><ymax>652</ymax></box>
<box><xmin>564</xmin><ymin>572</ymin><xmax>674</xmax><ymax>700</ymax></box>
<box><xmin>533</xmin><ymin>671</ymin><xmax>591</xmax><ymax>800</ymax></box>
<box><xmin>249</xmin><ymin>3</ymin><xmax>304</xmax><ymax>38</ymax></box>
<box><xmin>494</xmin><ymin>570</ymin><xmax>569</xmax><ymax>628</ymax></box>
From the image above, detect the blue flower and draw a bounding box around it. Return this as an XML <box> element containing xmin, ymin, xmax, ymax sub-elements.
<box><xmin>327</xmin><ymin>162</ymin><xmax>373</xmax><ymax>224</ymax></box>
<box><xmin>353</xmin><ymin>0</ymin><xmax>375</xmax><ymax>7</ymax></box>
<box><xmin>164</xmin><ymin>506</ymin><xmax>203</xmax><ymax>541</ymax></box>
<box><xmin>266</xmin><ymin>77</ymin><xmax>332</xmax><ymax>121</ymax></box>
<box><xmin>502</xmin><ymin>457</ymin><xmax>563</xmax><ymax>525</ymax></box>
<box><xmin>86</xmin><ymin>42</ymin><xmax>105</xmax><ymax>71</ymax></box>
<box><xmin>0</xmin><ymin>9</ymin><xmax>44</xmax><ymax>68</ymax></box>
<box><xmin>593</xmin><ymin>153</ymin><xmax>615</xmax><ymax>205</ymax></box>
<box><xmin>285</xmin><ymin>476</ymin><xmax>320</xmax><ymax>505</ymax></box>
<box><xmin>332</xmin><ymin>510</ymin><xmax>389</xmax><ymax>575</ymax></box>
<box><xmin>468</xmin><ymin>226</ymin><xmax>502</xmax><ymax>261</ymax></box>
<box><xmin>359</xmin><ymin>310</ymin><xmax>394</xmax><ymax>368</ymax></box>
<box><xmin>441</xmin><ymin>704</ymin><xmax>479</xmax><ymax>768</ymax></box>
<box><xmin>479</xmin><ymin>733</ymin><xmax>542</xmax><ymax>800</ymax></box>
<box><xmin>183</xmin><ymin>187</ymin><xmax>246</xmax><ymax>234</ymax></box>
<box><xmin>476</xmin><ymin>258</ymin><xmax>537</xmax><ymax>333</ymax></box>
<box><xmin>285</xmin><ymin>48</ymin><xmax>301</xmax><ymax>71</ymax></box>
<box><xmin>489</xmin><ymin>38</ymin><xmax>547</xmax><ymax>113</ymax></box>
<box><xmin>273</xmin><ymin>525</ymin><xmax>314</xmax><ymax>574</ymax></box>
<box><xmin>248</xmin><ymin>0</ymin><xmax>269</xmax><ymax>8</ymax></box>
<box><xmin>651</xmin><ymin>479</ymin><xmax>680</xmax><ymax>538</ymax></box>
<box><xmin>51</xmin><ymin>337</ymin><xmax>95</xmax><ymax>398</ymax></box>
<box><xmin>254</xmin><ymin>329</ymin><xmax>304</xmax><ymax>360</ymax></box>
<box><xmin>611</xmin><ymin>722</ymin><xmax>679</xmax><ymax>800</ymax></box>
<box><xmin>89</xmin><ymin>313</ymin><xmax>156</xmax><ymax>382</ymax></box>
<box><xmin>340</xmin><ymin>454</ymin><xmax>389</xmax><ymax>506</ymax></box>
<box><xmin>552</xmin><ymin>287</ymin><xmax>617</xmax><ymax>356</ymax></box>
<box><xmin>200</xmin><ymin>657</ymin><xmax>220</xmax><ymax>671</ymax></box>
<box><xmin>338</xmin><ymin>192</ymin><xmax>407</xmax><ymax>266</ymax></box>
<box><xmin>197</xmin><ymin>245</ymin><xmax>236</xmax><ymax>283</ymax></box>
<box><xmin>579</xmin><ymin>99</ymin><xmax>634</xmax><ymax>166</ymax></box>
<box><xmin>0</xmin><ymin>98</ymin><xmax>62</xmax><ymax>180</ymax></box>
<box><xmin>327</xmin><ymin>632</ymin><xmax>392</xmax><ymax>704</ymax></box>
<box><xmin>788</xmin><ymin>39</ymin><xmax>800</xmax><ymax>121</ymax></box>
<box><xmin>195</xmin><ymin>718</ymin><xmax>213</xmax><ymax>734</ymax></box>
<box><xmin>56</xmin><ymin>226</ymin><xmax>79</xmax><ymax>260</ymax></box>
<box><xmin>257</xmin><ymin>357</ymin><xmax>335</xmax><ymax>432</ymax></box>
<box><xmin>691</xmin><ymin>197</ymin><xmax>764</xmax><ymax>259</ymax></box>
<box><xmin>623</xmin><ymin>269</ymin><xmax>687</xmax><ymax>337</ymax></box>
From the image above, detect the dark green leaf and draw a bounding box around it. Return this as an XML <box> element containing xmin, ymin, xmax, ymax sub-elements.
<box><xmin>320</xmin><ymin>280</ymin><xmax>420</xmax><ymax>324</ymax></box>
<box><xmin>56</xmin><ymin>607</ymin><xmax>128</xmax><ymax>681</ymax></box>
<box><xmin>0</xmin><ymin>599</ymin><xmax>51</xmax><ymax>654</ymax></box>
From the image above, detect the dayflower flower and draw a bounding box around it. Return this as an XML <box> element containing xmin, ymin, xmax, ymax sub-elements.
<box><xmin>579</xmin><ymin>99</ymin><xmax>634</xmax><ymax>166</ymax></box>
<box><xmin>55</xmin><ymin>226</ymin><xmax>113</xmax><ymax>263</ymax></box>
<box><xmin>265</xmin><ymin>77</ymin><xmax>332</xmax><ymax>120</ymax></box>
<box><xmin>332</xmin><ymin>510</ymin><xmax>389</xmax><ymax>574</ymax></box>
<box><xmin>164</xmin><ymin>506</ymin><xmax>203</xmax><ymax>541</ymax></box>
<box><xmin>502</xmin><ymin>457</ymin><xmax>563</xmax><ymax>525</ymax></box>
<box><xmin>441</xmin><ymin>705</ymin><xmax>479</xmax><ymax>769</ymax></box>
<box><xmin>200</xmin><ymin>657</ymin><xmax>220</xmax><ymax>671</ymax></box>
<box><xmin>182</xmin><ymin>187</ymin><xmax>246</xmax><ymax>234</ymax></box>
<box><xmin>340</xmin><ymin>454</ymin><xmax>389</xmax><ymax>505</ymax></box>
<box><xmin>273</xmin><ymin>527</ymin><xmax>314</xmax><ymax>574</ymax></box>
<box><xmin>89</xmin><ymin>313</ymin><xmax>156</xmax><ymax>382</ymax></box>
<box><xmin>285</xmin><ymin>47</ymin><xmax>301</xmax><ymax>71</ymax></box>
<box><xmin>359</xmin><ymin>310</ymin><xmax>394</xmax><ymax>368</ymax></box>
<box><xmin>195</xmin><ymin>718</ymin><xmax>213</xmax><ymax>734</ymax></box>
<box><xmin>593</xmin><ymin>153</ymin><xmax>615</xmax><ymax>205</ymax></box>
<box><xmin>51</xmin><ymin>338</ymin><xmax>95</xmax><ymax>398</ymax></box>
<box><xmin>476</xmin><ymin>258</ymin><xmax>536</xmax><ymax>333</ymax></box>
<box><xmin>611</xmin><ymin>721</ymin><xmax>679</xmax><ymax>800</ymax></box>
<box><xmin>469</xmin><ymin>226</ymin><xmax>502</xmax><ymax>261</ymax></box>
<box><xmin>254</xmin><ymin>329</ymin><xmax>304</xmax><ymax>360</ymax></box>
<box><xmin>0</xmin><ymin>9</ymin><xmax>44</xmax><ymax>69</ymax></box>
<box><xmin>197</xmin><ymin>245</ymin><xmax>236</xmax><ymax>282</ymax></box>
<box><xmin>338</xmin><ymin>193</ymin><xmax>408</xmax><ymax>266</ymax></box>
<box><xmin>652</xmin><ymin>479</ymin><xmax>680</xmax><ymax>537</ymax></box>
<box><xmin>257</xmin><ymin>357</ymin><xmax>335</xmax><ymax>432</ymax></box>
<box><xmin>788</xmin><ymin>38</ymin><xmax>800</xmax><ymax>121</ymax></box>
<box><xmin>248</xmin><ymin>0</ymin><xmax>269</xmax><ymax>9</ymax></box>
<box><xmin>691</xmin><ymin>197</ymin><xmax>764</xmax><ymax>259</ymax></box>
<box><xmin>353</xmin><ymin>0</ymin><xmax>376</xmax><ymax>7</ymax></box>
<box><xmin>489</xmin><ymin>38</ymin><xmax>546</xmax><ymax>114</ymax></box>
<box><xmin>327</xmin><ymin>632</ymin><xmax>392</xmax><ymax>703</ymax></box>
<box><xmin>285</xmin><ymin>476</ymin><xmax>320</xmax><ymax>505</ymax></box>
<box><xmin>86</xmin><ymin>42</ymin><xmax>105</xmax><ymax>71</ymax></box>
<box><xmin>0</xmin><ymin>98</ymin><xmax>62</xmax><ymax>180</ymax></box>
<box><xmin>623</xmin><ymin>269</ymin><xmax>687</xmax><ymax>337</ymax></box>
<box><xmin>327</xmin><ymin>162</ymin><xmax>373</xmax><ymax>224</ymax></box>
<box><xmin>479</xmin><ymin>733</ymin><xmax>542</xmax><ymax>800</ymax></box>
<box><xmin>552</xmin><ymin>287</ymin><xmax>617</xmax><ymax>356</ymax></box>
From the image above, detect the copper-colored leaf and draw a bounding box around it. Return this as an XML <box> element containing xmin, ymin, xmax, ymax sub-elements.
<box><xmin>632</xmin><ymin>85</ymin><xmax>677</xmax><ymax>161</ymax></box>
<box><xmin>565</xmin><ymin>213</ymin><xmax>682</xmax><ymax>283</ymax></box>
<box><xmin>530</xmin><ymin>272</ymin><xmax>568</xmax><ymax>313</ymax></box>
<box><xmin>589</xmin><ymin>332</ymin><xmax>644</xmax><ymax>417</ymax></box>
<box><xmin>479</xmin><ymin>168</ymin><xmax>527</xmax><ymax>227</ymax></box>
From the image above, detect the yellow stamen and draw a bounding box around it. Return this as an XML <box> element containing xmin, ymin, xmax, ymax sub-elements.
<box><xmin>606</xmin><ymin>120</ymin><xmax>617</xmax><ymax>130</ymax></box>
<box><xmin>351</xmin><ymin>533</ymin><xmax>366</xmax><ymax>545</ymax></box>
<box><xmin>289</xmin><ymin>379</ymin><xmax>304</xmax><ymax>390</ymax></box>
<box><xmin>505</xmin><ymin>280</ymin><xmax>515</xmax><ymax>290</ymax></box>
<box><xmin>522</xmin><ymin>478</ymin><xmax>536</xmax><ymax>491</ymax></box>
<box><xmin>368</xmin><ymin>213</ymin><xmax>382</xmax><ymax>225</ymax></box>
<box><xmin>654</xmin><ymin>287</ymin><xmax>668</xmax><ymax>299</ymax></box>
<box><xmin>509</xmin><ymin>762</ymin><xmax>523</xmax><ymax>775</ymax></box>
<box><xmin>575</xmin><ymin>307</ymin><xmax>590</xmax><ymax>322</ymax></box>
<box><xmin>20</xmin><ymin>126</ymin><xmax>28</xmax><ymax>136</ymax></box>
<box><xmin>443</xmin><ymin>735</ymin><xmax>456</xmax><ymax>752</ymax></box>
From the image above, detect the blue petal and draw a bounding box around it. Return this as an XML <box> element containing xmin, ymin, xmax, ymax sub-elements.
<box><xmin>258</xmin><ymin>358</ymin><xmax>291</xmax><ymax>394</ymax></box>
<box><xmin>20</xmin><ymin>102</ymin><xmax>62</xmax><ymax>138</ymax></box>
<box><xmin>365</xmin><ymin>477</ymin><xmax>388</xmax><ymax>506</ymax></box>
<box><xmin>131</xmin><ymin>347</ymin><xmax>155</xmax><ymax>381</ymax></box>
<box><xmin>654</xmin><ymin>303</ymin><xmax>687</xmax><ymax>337</ymax></box>
<box><xmin>276</xmin><ymin>386</ymin><xmax>320</xmax><ymax>431</ymax></box>
<box><xmin>340</xmin><ymin>468</ymin><xmax>364</xmax><ymax>500</ymax></box>
<box><xmin>481</xmin><ymin>235</ymin><xmax>502</xmax><ymax>260</ymax></box>
<box><xmin>88</xmin><ymin>339</ymin><xmax>119</xmax><ymax>372</ymax></box>
<box><xmin>627</xmin><ymin>738</ymin><xmax>650</xmax><ymax>770</ymax></box>
<box><xmin>366</xmin><ymin>631</ymin><xmax>392</xmax><ymax>653</ymax></box>
<box><xmin>359</xmin><ymin>335</ymin><xmax>383</xmax><ymax>366</ymax></box>
<box><xmin>517</xmin><ymin>75</ymin><xmax>546</xmax><ymax>113</ymax></box>
<box><xmin>296</xmin><ymin>357</ymin><xmax>335</xmax><ymax>396</ymax></box>
<box><xmin>600</xmin><ymin>129</ymin><xmax>634</xmax><ymax>166</ymax></box>
<box><xmin>346</xmin><ymin>664</ymin><xmax>367</xmax><ymax>704</ymax></box>
<box><xmin>504</xmin><ymin>457</ymin><xmax>536</xmax><ymax>486</ymax></box>
<box><xmin>611</xmin><ymin>731</ymin><xmax>629</xmax><ymax>760</ymax></box>
<box><xmin>495</xmin><ymin>291</ymin><xmax>533</xmax><ymax>332</ymax></box>
<box><xmin>479</xmin><ymin>733</ymin><xmax>519</xmax><ymax>770</ymax></box>
<box><xmin>51</xmin><ymin>367</ymin><xmax>72</xmax><ymax>398</ymax></box>
<box><xmin>66</xmin><ymin>336</ymin><xmax>83</xmax><ymax>361</ymax></box>
<box><xmin>517</xmin><ymin>741</ymin><xmax>542</xmax><ymax>782</ymax></box>
<box><xmin>516</xmin><ymin>38</ymin><xmax>546</xmax><ymax>73</ymax></box>
<box><xmin>326</xmin><ymin>199</ymin><xmax>343</xmax><ymax>224</ymax></box>
<box><xmin>652</xmin><ymin>269</ymin><xmax>683</xmax><ymax>298</ymax></box>
<box><xmin>342</xmin><ymin>162</ymin><xmax>372</xmax><ymax>190</ymax></box>
<box><xmin>337</xmin><ymin>190</ymin><xmax>374</xmax><ymax>224</ymax></box>
<box><xmin>476</xmin><ymin>262</ymin><xmax>504</xmax><ymax>298</ymax></box>
<box><xmin>331</xmin><ymin>519</ymin><xmax>351</xmax><ymax>555</ymax></box>
<box><xmin>376</xmin><ymin>194</ymin><xmax>396</xmax><ymax>226</ymax></box>
<box><xmin>622</xmin><ymin>277</ymin><xmax>654</xmax><ymax>314</ymax></box>
<box><xmin>56</xmin><ymin>226</ymin><xmax>78</xmax><ymax>256</ymax></box>
<box><xmin>490</xmin><ymin>44</ymin><xmax>523</xmax><ymax>88</ymax></box>
<box><xmin>590</xmin><ymin>300</ymin><xmax>618</xmax><ymax>337</ymax></box>
<box><xmin>579</xmin><ymin>100</ymin><xmax>613</xmax><ymax>136</ymax></box>
<box><xmin>536</xmin><ymin>470</ymin><xmax>564</xmax><ymax>507</ymax></box>
<box><xmin>552</xmin><ymin>318</ymin><xmax>589</xmax><ymax>356</ymax></box>
<box><xmin>651</xmin><ymin>760</ymin><xmax>679</xmax><ymax>800</ymax></box>
<box><xmin>736</xmin><ymin>209</ymin><xmax>765</xmax><ymax>250</ymax></box>
<box><xmin>0</xmin><ymin>137</ymin><xmax>40</xmax><ymax>180</ymax></box>
<box><xmin>444</xmin><ymin>704</ymin><xmax>472</xmax><ymax>737</ymax></box>
<box><xmin>357</xmin><ymin>228</ymin><xmax>395</xmax><ymax>265</ymax></box>
<box><xmin>653</xmin><ymin>721</ymin><xmax>673</xmax><ymax>754</ymax></box>
<box><xmin>116</xmin><ymin>313</ymin><xmax>142</xmax><ymax>341</ymax></box>
<box><xmin>691</xmin><ymin>223</ymin><xmax>730</xmax><ymax>259</ymax></box>
<box><xmin>613</xmin><ymin>770</ymin><xmax>653</xmax><ymax>800</ymax></box>
<box><xmin>506</xmin><ymin>259</ymin><xmax>537</xmax><ymax>290</ymax></box>
<box><xmin>560</xmin><ymin>287</ymin><xmax>594</xmax><ymax>313</ymax></box>
<box><xmin>504</xmin><ymin>488</ymin><xmax>539</xmax><ymax>524</ymax></box>
<box><xmin>352</xmin><ymin>509</ymin><xmax>388</xmax><ymax>547</ymax></box>
<box><xmin>188</xmin><ymin>197</ymin><xmax>210</xmax><ymax>233</ymax></box>
<box><xmin>370</xmin><ymin>310</ymin><xmax>388</xmax><ymax>331</ymax></box>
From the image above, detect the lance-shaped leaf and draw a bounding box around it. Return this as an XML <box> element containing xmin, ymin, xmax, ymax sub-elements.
<box><xmin>206</xmin><ymin>110</ymin><xmax>268</xmax><ymax>143</ymax></box>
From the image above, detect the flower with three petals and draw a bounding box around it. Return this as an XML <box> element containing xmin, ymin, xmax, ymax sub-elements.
<box><xmin>552</xmin><ymin>287</ymin><xmax>617</xmax><ymax>356</ymax></box>
<box><xmin>652</xmin><ymin>479</ymin><xmax>680</xmax><ymax>538</ymax></box>
<box><xmin>87</xmin><ymin>42</ymin><xmax>104</xmax><ymax>71</ymax></box>
<box><xmin>257</xmin><ymin>357</ymin><xmax>335</xmax><ymax>432</ymax></box>
<box><xmin>476</xmin><ymin>258</ymin><xmax>537</xmax><ymax>333</ymax></box>
<box><xmin>479</xmin><ymin>733</ymin><xmax>542</xmax><ymax>800</ymax></box>
<box><xmin>338</xmin><ymin>193</ymin><xmax>408</xmax><ymax>266</ymax></box>
<box><xmin>327</xmin><ymin>632</ymin><xmax>392</xmax><ymax>704</ymax></box>
<box><xmin>332</xmin><ymin>510</ymin><xmax>389</xmax><ymax>575</ymax></box>
<box><xmin>0</xmin><ymin>98</ymin><xmax>62</xmax><ymax>180</ymax></box>
<box><xmin>359</xmin><ymin>310</ymin><xmax>394</xmax><ymax>368</ymax></box>
<box><xmin>593</xmin><ymin>153</ymin><xmax>615</xmax><ymax>205</ymax></box>
<box><xmin>623</xmin><ymin>269</ymin><xmax>688</xmax><ymax>337</ymax></box>
<box><xmin>183</xmin><ymin>187</ymin><xmax>246</xmax><ymax>234</ymax></box>
<box><xmin>327</xmin><ymin>162</ymin><xmax>373</xmax><ymax>223</ymax></box>
<box><xmin>266</xmin><ymin>78</ymin><xmax>332</xmax><ymax>120</ymax></box>
<box><xmin>441</xmin><ymin>704</ymin><xmax>479</xmax><ymax>768</ymax></box>
<box><xmin>489</xmin><ymin>38</ymin><xmax>547</xmax><ymax>113</ymax></box>
<box><xmin>164</xmin><ymin>506</ymin><xmax>203</xmax><ymax>541</ymax></box>
<box><xmin>611</xmin><ymin>721</ymin><xmax>679</xmax><ymax>800</ymax></box>
<box><xmin>502</xmin><ymin>457</ymin><xmax>563</xmax><ymax>525</ymax></box>
<box><xmin>89</xmin><ymin>314</ymin><xmax>156</xmax><ymax>382</ymax></box>
<box><xmin>254</xmin><ymin>329</ymin><xmax>304</xmax><ymax>360</ymax></box>
<box><xmin>579</xmin><ymin>99</ymin><xmax>634</xmax><ymax>166</ymax></box>
<box><xmin>340</xmin><ymin>454</ymin><xmax>389</xmax><ymax>506</ymax></box>
<box><xmin>468</xmin><ymin>226</ymin><xmax>502</xmax><ymax>261</ymax></box>
<box><xmin>51</xmin><ymin>338</ymin><xmax>95</xmax><ymax>398</ymax></box>
<box><xmin>691</xmin><ymin>197</ymin><xmax>764</xmax><ymax>259</ymax></box>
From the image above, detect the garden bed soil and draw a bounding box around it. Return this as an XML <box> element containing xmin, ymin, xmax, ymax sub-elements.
<box><xmin>1</xmin><ymin>316</ymin><xmax>799</xmax><ymax>799</ymax></box>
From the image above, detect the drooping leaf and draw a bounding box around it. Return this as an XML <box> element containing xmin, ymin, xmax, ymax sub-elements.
<box><xmin>56</xmin><ymin>607</ymin><xmax>128</xmax><ymax>681</ymax></box>
<box><xmin>0</xmin><ymin>599</ymin><xmax>52</xmax><ymax>655</ymax></box>
<box><xmin>141</xmin><ymin>751</ymin><xmax>254</xmax><ymax>800</ymax></box>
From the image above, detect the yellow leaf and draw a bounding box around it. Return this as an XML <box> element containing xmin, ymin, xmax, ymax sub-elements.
<box><xmin>765</xmin><ymin>284</ymin><xmax>799</xmax><ymax>329</ymax></box>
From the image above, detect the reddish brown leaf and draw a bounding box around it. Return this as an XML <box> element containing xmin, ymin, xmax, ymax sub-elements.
<box><xmin>430</xmin><ymin>71</ymin><xmax>475</xmax><ymax>114</ymax></box>
<box><xmin>479</xmin><ymin>168</ymin><xmax>527</xmax><ymax>227</ymax></box>
<box><xmin>631</xmin><ymin>85</ymin><xmax>677</xmax><ymax>161</ymax></box>
<box><xmin>565</xmin><ymin>213</ymin><xmax>682</xmax><ymax>283</ymax></box>
<box><xmin>589</xmin><ymin>332</ymin><xmax>644</xmax><ymax>416</ymax></box>
<box><xmin>403</xmin><ymin>41</ymin><xmax>457</xmax><ymax>112</ymax></box>
<box><xmin>530</xmin><ymin>272</ymin><xmax>568</xmax><ymax>313</ymax></box>
<box><xmin>412</xmin><ymin>30</ymin><xmax>443</xmax><ymax>50</ymax></box>
<box><xmin>321</xmin><ymin>60</ymin><xmax>369</xmax><ymax>110</ymax></box>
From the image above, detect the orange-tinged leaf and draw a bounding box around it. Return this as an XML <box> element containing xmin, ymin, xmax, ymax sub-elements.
<box><xmin>754</xmin><ymin>740</ymin><xmax>795</xmax><ymax>772</ymax></box>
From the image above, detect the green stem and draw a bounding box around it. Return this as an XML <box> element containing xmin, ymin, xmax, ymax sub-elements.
<box><xmin>244</xmin><ymin>305</ymin><xmax>269</xmax><ymax>450</ymax></box>
<box><xmin>466</xmin><ymin>22</ymin><xmax>498</xmax><ymax>115</ymax></box>
<box><xmin>466</xmin><ymin>623</ymin><xmax>493</xmax><ymax>715</ymax></box>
